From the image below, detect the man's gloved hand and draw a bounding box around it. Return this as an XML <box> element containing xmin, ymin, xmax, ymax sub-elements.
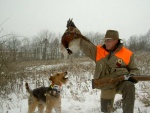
<box><xmin>124</xmin><ymin>75</ymin><xmax>138</xmax><ymax>83</ymax></box>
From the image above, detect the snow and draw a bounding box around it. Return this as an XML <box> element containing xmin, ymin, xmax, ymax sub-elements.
<box><xmin>1</xmin><ymin>61</ymin><xmax>150</xmax><ymax>113</ymax></box>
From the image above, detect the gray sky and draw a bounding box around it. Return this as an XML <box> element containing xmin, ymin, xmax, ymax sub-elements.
<box><xmin>0</xmin><ymin>0</ymin><xmax>150</xmax><ymax>39</ymax></box>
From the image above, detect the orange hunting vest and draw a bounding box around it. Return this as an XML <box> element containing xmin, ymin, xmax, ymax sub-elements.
<box><xmin>96</xmin><ymin>45</ymin><xmax>133</xmax><ymax>65</ymax></box>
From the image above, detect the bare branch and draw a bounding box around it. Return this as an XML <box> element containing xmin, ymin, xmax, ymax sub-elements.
<box><xmin>0</xmin><ymin>17</ymin><xmax>10</xmax><ymax>27</ymax></box>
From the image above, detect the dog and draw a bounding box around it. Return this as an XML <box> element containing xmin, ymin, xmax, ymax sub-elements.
<box><xmin>25</xmin><ymin>71</ymin><xmax>68</xmax><ymax>113</ymax></box>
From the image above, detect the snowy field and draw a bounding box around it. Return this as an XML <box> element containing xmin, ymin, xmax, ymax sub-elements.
<box><xmin>1</xmin><ymin>60</ymin><xmax>150</xmax><ymax>113</ymax></box>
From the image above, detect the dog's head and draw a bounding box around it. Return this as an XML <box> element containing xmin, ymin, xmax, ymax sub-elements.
<box><xmin>49</xmin><ymin>72</ymin><xmax>68</xmax><ymax>86</ymax></box>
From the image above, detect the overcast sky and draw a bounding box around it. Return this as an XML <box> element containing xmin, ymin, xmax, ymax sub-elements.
<box><xmin>0</xmin><ymin>0</ymin><xmax>150</xmax><ymax>39</ymax></box>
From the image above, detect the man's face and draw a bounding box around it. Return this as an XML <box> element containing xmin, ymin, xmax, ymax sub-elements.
<box><xmin>104</xmin><ymin>38</ymin><xmax>118</xmax><ymax>50</ymax></box>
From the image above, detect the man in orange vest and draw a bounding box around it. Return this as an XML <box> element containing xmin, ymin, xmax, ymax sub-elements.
<box><xmin>79</xmin><ymin>30</ymin><xmax>140</xmax><ymax>113</ymax></box>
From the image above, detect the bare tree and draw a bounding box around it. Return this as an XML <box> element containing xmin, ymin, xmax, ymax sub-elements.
<box><xmin>83</xmin><ymin>32</ymin><xmax>104</xmax><ymax>45</ymax></box>
<box><xmin>127</xmin><ymin>36</ymin><xmax>139</xmax><ymax>51</ymax></box>
<box><xmin>42</xmin><ymin>38</ymin><xmax>49</xmax><ymax>60</ymax></box>
<box><xmin>128</xmin><ymin>29</ymin><xmax>150</xmax><ymax>51</ymax></box>
<box><xmin>19</xmin><ymin>38</ymin><xmax>31</xmax><ymax>60</ymax></box>
<box><xmin>6</xmin><ymin>36</ymin><xmax>21</xmax><ymax>61</ymax></box>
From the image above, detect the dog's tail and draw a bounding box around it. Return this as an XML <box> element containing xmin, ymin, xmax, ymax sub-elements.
<box><xmin>25</xmin><ymin>82</ymin><xmax>32</xmax><ymax>94</ymax></box>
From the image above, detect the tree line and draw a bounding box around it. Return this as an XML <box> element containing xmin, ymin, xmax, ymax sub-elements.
<box><xmin>0</xmin><ymin>29</ymin><xmax>150</xmax><ymax>62</ymax></box>
<box><xmin>127</xmin><ymin>30</ymin><xmax>150</xmax><ymax>51</ymax></box>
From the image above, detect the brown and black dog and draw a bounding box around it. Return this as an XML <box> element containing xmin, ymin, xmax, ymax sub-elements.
<box><xmin>25</xmin><ymin>71</ymin><xmax>68</xmax><ymax>113</ymax></box>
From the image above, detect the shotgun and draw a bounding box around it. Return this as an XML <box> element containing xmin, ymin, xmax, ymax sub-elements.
<box><xmin>92</xmin><ymin>75</ymin><xmax>150</xmax><ymax>89</ymax></box>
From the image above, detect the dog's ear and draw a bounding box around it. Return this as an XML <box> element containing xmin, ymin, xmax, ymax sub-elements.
<box><xmin>49</xmin><ymin>76</ymin><xmax>53</xmax><ymax>81</ymax></box>
<box><xmin>49</xmin><ymin>73</ymin><xmax>53</xmax><ymax>81</ymax></box>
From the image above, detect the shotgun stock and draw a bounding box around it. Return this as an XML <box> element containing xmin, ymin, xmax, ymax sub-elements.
<box><xmin>92</xmin><ymin>75</ymin><xmax>150</xmax><ymax>89</ymax></box>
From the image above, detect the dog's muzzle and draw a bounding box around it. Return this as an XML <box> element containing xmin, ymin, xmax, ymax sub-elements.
<box><xmin>63</xmin><ymin>72</ymin><xmax>68</xmax><ymax>80</ymax></box>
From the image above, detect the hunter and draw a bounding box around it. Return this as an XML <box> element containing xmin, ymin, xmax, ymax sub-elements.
<box><xmin>80</xmin><ymin>30</ymin><xmax>140</xmax><ymax>113</ymax></box>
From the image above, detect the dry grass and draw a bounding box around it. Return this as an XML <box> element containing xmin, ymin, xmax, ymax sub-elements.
<box><xmin>0</xmin><ymin>57</ymin><xmax>93</xmax><ymax>96</ymax></box>
<box><xmin>7</xmin><ymin>57</ymin><xmax>92</xmax><ymax>71</ymax></box>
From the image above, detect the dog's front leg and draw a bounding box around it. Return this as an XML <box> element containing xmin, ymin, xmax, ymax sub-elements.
<box><xmin>45</xmin><ymin>108</ymin><xmax>53</xmax><ymax>113</ymax></box>
<box><xmin>45</xmin><ymin>94</ymin><xmax>54</xmax><ymax>113</ymax></box>
<box><xmin>54</xmin><ymin>97</ymin><xmax>61</xmax><ymax>113</ymax></box>
<box><xmin>55</xmin><ymin>106</ymin><xmax>61</xmax><ymax>113</ymax></box>
<box><xmin>37</xmin><ymin>103</ymin><xmax>45</xmax><ymax>113</ymax></box>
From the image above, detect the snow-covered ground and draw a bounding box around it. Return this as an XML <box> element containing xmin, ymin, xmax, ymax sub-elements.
<box><xmin>1</xmin><ymin>61</ymin><xmax>150</xmax><ymax>113</ymax></box>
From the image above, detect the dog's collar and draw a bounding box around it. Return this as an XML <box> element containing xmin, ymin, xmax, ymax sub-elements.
<box><xmin>49</xmin><ymin>85</ymin><xmax>62</xmax><ymax>97</ymax></box>
<box><xmin>50</xmin><ymin>85</ymin><xmax>62</xmax><ymax>92</ymax></box>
